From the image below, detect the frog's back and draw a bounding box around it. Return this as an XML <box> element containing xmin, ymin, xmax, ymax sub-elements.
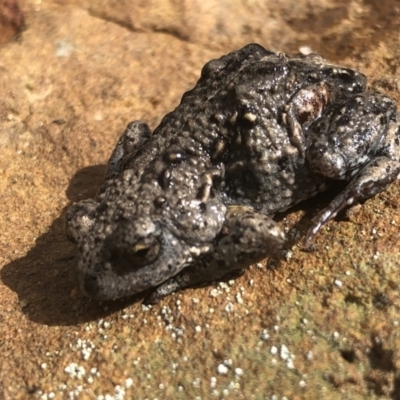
<box><xmin>126</xmin><ymin>44</ymin><xmax>367</xmax><ymax>215</ymax></box>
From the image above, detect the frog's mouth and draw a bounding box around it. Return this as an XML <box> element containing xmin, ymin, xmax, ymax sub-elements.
<box><xmin>79</xmin><ymin>221</ymin><xmax>192</xmax><ymax>301</ymax></box>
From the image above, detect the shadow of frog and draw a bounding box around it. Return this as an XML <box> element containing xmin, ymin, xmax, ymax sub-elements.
<box><xmin>1</xmin><ymin>163</ymin><xmax>348</xmax><ymax>325</ymax></box>
<box><xmin>1</xmin><ymin>165</ymin><xmax>145</xmax><ymax>326</ymax></box>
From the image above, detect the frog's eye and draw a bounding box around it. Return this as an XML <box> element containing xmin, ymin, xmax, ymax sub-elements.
<box><xmin>131</xmin><ymin>239</ymin><xmax>160</xmax><ymax>264</ymax></box>
<box><xmin>108</xmin><ymin>236</ymin><xmax>161</xmax><ymax>274</ymax></box>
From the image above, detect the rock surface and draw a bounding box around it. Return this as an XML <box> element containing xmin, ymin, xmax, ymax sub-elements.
<box><xmin>0</xmin><ymin>0</ymin><xmax>24</xmax><ymax>45</ymax></box>
<box><xmin>0</xmin><ymin>0</ymin><xmax>400</xmax><ymax>398</ymax></box>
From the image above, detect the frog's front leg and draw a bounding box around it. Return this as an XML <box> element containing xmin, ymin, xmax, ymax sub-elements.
<box><xmin>303</xmin><ymin>92</ymin><xmax>400</xmax><ymax>248</ymax></box>
<box><xmin>104</xmin><ymin>121</ymin><xmax>152</xmax><ymax>181</ymax></box>
<box><xmin>146</xmin><ymin>206</ymin><xmax>285</xmax><ymax>303</ymax></box>
<box><xmin>67</xmin><ymin>121</ymin><xmax>152</xmax><ymax>242</ymax></box>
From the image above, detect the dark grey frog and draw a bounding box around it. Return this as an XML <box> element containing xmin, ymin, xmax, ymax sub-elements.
<box><xmin>66</xmin><ymin>44</ymin><xmax>400</xmax><ymax>302</ymax></box>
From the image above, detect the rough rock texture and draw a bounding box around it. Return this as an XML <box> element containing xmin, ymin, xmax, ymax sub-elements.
<box><xmin>0</xmin><ymin>0</ymin><xmax>400</xmax><ymax>399</ymax></box>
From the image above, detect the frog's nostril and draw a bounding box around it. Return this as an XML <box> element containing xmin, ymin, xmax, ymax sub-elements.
<box><xmin>81</xmin><ymin>273</ymin><xmax>100</xmax><ymax>297</ymax></box>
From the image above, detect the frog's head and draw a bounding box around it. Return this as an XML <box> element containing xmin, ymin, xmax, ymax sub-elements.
<box><xmin>66</xmin><ymin>198</ymin><xmax>216</xmax><ymax>301</ymax></box>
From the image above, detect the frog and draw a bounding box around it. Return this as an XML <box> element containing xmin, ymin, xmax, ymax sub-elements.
<box><xmin>66</xmin><ymin>43</ymin><xmax>400</xmax><ymax>303</ymax></box>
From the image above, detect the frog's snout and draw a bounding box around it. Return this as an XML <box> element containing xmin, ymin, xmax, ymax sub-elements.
<box><xmin>79</xmin><ymin>271</ymin><xmax>101</xmax><ymax>298</ymax></box>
